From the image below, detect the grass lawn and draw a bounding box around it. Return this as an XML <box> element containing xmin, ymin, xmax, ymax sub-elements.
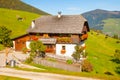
<box><xmin>0</xmin><ymin>8</ymin><xmax>40</xmax><ymax>38</ymax></box>
<box><xmin>0</xmin><ymin>75</ymin><xmax>28</xmax><ymax>80</ymax></box>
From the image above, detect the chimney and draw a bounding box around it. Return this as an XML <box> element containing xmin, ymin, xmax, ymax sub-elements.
<box><xmin>58</xmin><ymin>11</ymin><xmax>62</xmax><ymax>18</ymax></box>
<box><xmin>31</xmin><ymin>20</ymin><xmax>35</xmax><ymax>28</ymax></box>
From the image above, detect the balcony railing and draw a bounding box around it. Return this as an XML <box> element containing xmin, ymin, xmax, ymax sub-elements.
<box><xmin>39</xmin><ymin>38</ymin><xmax>56</xmax><ymax>44</ymax></box>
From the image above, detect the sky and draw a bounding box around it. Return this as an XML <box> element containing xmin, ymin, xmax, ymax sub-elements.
<box><xmin>22</xmin><ymin>0</ymin><xmax>120</xmax><ymax>15</ymax></box>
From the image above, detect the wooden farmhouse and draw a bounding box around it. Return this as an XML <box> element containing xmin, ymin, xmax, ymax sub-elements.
<box><xmin>13</xmin><ymin>13</ymin><xmax>90</xmax><ymax>57</ymax></box>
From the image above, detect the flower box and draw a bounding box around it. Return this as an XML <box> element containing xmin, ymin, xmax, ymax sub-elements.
<box><xmin>61</xmin><ymin>50</ymin><xmax>66</xmax><ymax>54</ymax></box>
<box><xmin>81</xmin><ymin>34</ymin><xmax>88</xmax><ymax>40</ymax></box>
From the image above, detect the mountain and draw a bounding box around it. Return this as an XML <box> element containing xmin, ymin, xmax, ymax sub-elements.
<box><xmin>82</xmin><ymin>9</ymin><xmax>120</xmax><ymax>30</ymax></box>
<box><xmin>0</xmin><ymin>0</ymin><xmax>49</xmax><ymax>15</ymax></box>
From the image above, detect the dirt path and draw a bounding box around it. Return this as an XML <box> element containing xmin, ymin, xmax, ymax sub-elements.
<box><xmin>0</xmin><ymin>68</ymin><xmax>99</xmax><ymax>80</ymax></box>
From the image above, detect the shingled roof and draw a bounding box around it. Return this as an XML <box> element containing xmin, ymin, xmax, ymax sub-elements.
<box><xmin>27</xmin><ymin>15</ymin><xmax>89</xmax><ymax>34</ymax></box>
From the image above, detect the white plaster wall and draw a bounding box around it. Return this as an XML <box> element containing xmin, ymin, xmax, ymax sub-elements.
<box><xmin>13</xmin><ymin>41</ymin><xmax>15</xmax><ymax>49</ymax></box>
<box><xmin>26</xmin><ymin>41</ymin><xmax>31</xmax><ymax>49</ymax></box>
<box><xmin>56</xmin><ymin>44</ymin><xmax>76</xmax><ymax>57</ymax></box>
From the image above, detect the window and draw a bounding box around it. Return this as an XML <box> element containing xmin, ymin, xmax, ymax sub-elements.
<box><xmin>62</xmin><ymin>46</ymin><xmax>65</xmax><ymax>50</ymax></box>
<box><xmin>45</xmin><ymin>45</ymin><xmax>54</xmax><ymax>53</ymax></box>
<box><xmin>61</xmin><ymin>45</ymin><xmax>66</xmax><ymax>54</ymax></box>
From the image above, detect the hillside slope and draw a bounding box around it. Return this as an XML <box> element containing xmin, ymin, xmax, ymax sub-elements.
<box><xmin>0</xmin><ymin>0</ymin><xmax>49</xmax><ymax>15</ymax></box>
<box><xmin>82</xmin><ymin>9</ymin><xmax>120</xmax><ymax>30</ymax></box>
<box><xmin>86</xmin><ymin>31</ymin><xmax>120</xmax><ymax>77</ymax></box>
<box><xmin>0</xmin><ymin>8</ymin><xmax>40</xmax><ymax>38</ymax></box>
<box><xmin>102</xmin><ymin>18</ymin><xmax>120</xmax><ymax>36</ymax></box>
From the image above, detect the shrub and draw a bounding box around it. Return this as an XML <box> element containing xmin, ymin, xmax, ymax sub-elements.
<box><xmin>115</xmin><ymin>65</ymin><xmax>120</xmax><ymax>74</ymax></box>
<box><xmin>72</xmin><ymin>45</ymin><xmax>83</xmax><ymax>62</ymax></box>
<box><xmin>114</xmin><ymin>49</ymin><xmax>120</xmax><ymax>62</ymax></box>
<box><xmin>30</xmin><ymin>40</ymin><xmax>46</xmax><ymax>60</ymax></box>
<box><xmin>66</xmin><ymin>59</ymin><xmax>73</xmax><ymax>64</ymax></box>
<box><xmin>116</xmin><ymin>41</ymin><xmax>120</xmax><ymax>44</ymax></box>
<box><xmin>47</xmin><ymin>58</ymin><xmax>56</xmax><ymax>62</ymax></box>
<box><xmin>113</xmin><ymin>34</ymin><xmax>119</xmax><ymax>39</ymax></box>
<box><xmin>25</xmin><ymin>57</ymin><xmax>33</xmax><ymax>63</ymax></box>
<box><xmin>22</xmin><ymin>47</ymin><xmax>28</xmax><ymax>54</ymax></box>
<box><xmin>104</xmin><ymin>71</ymin><xmax>114</xmax><ymax>75</ymax></box>
<box><xmin>82</xmin><ymin>60</ymin><xmax>93</xmax><ymax>72</ymax></box>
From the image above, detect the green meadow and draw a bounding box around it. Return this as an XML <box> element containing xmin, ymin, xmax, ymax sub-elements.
<box><xmin>86</xmin><ymin>31</ymin><xmax>120</xmax><ymax>77</ymax></box>
<box><xmin>0</xmin><ymin>8</ymin><xmax>40</xmax><ymax>38</ymax></box>
<box><xmin>0</xmin><ymin>75</ymin><xmax>28</xmax><ymax>80</ymax></box>
<box><xmin>102</xmin><ymin>18</ymin><xmax>120</xmax><ymax>36</ymax></box>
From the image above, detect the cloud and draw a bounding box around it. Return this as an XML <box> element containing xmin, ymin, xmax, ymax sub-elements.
<box><xmin>67</xmin><ymin>7</ymin><xmax>81</xmax><ymax>11</ymax></box>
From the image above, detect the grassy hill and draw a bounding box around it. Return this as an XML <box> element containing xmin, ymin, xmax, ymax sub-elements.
<box><xmin>102</xmin><ymin>18</ymin><xmax>120</xmax><ymax>36</ymax></box>
<box><xmin>0</xmin><ymin>0</ymin><xmax>49</xmax><ymax>15</ymax></box>
<box><xmin>85</xmin><ymin>31</ymin><xmax>120</xmax><ymax>79</ymax></box>
<box><xmin>0</xmin><ymin>8</ymin><xmax>40</xmax><ymax>38</ymax></box>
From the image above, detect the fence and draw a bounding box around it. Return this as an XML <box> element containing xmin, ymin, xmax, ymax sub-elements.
<box><xmin>34</xmin><ymin>58</ymin><xmax>81</xmax><ymax>72</ymax></box>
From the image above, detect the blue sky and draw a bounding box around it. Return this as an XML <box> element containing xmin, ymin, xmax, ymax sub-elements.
<box><xmin>22</xmin><ymin>0</ymin><xmax>120</xmax><ymax>15</ymax></box>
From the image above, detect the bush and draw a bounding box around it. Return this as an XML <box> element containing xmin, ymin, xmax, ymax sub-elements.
<box><xmin>114</xmin><ymin>49</ymin><xmax>120</xmax><ymax>62</ymax></box>
<box><xmin>104</xmin><ymin>71</ymin><xmax>114</xmax><ymax>75</ymax></box>
<box><xmin>72</xmin><ymin>45</ymin><xmax>83</xmax><ymax>62</ymax></box>
<box><xmin>22</xmin><ymin>47</ymin><xmax>28</xmax><ymax>54</ymax></box>
<box><xmin>47</xmin><ymin>58</ymin><xmax>56</xmax><ymax>62</ymax></box>
<box><xmin>113</xmin><ymin>34</ymin><xmax>119</xmax><ymax>39</ymax></box>
<box><xmin>29</xmin><ymin>40</ymin><xmax>46</xmax><ymax>60</ymax></box>
<box><xmin>115</xmin><ymin>65</ymin><xmax>120</xmax><ymax>74</ymax></box>
<box><xmin>66</xmin><ymin>59</ymin><xmax>73</xmax><ymax>64</ymax></box>
<box><xmin>116</xmin><ymin>41</ymin><xmax>120</xmax><ymax>44</ymax></box>
<box><xmin>25</xmin><ymin>57</ymin><xmax>33</xmax><ymax>63</ymax></box>
<box><xmin>82</xmin><ymin>60</ymin><xmax>93</xmax><ymax>72</ymax></box>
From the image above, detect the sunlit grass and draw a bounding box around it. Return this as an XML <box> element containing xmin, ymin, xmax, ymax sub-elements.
<box><xmin>0</xmin><ymin>75</ymin><xmax>28</xmax><ymax>80</ymax></box>
<box><xmin>0</xmin><ymin>8</ymin><xmax>40</xmax><ymax>38</ymax></box>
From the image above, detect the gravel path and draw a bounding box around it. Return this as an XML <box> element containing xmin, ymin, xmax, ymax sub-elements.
<box><xmin>0</xmin><ymin>68</ymin><xmax>99</xmax><ymax>80</ymax></box>
<box><xmin>0</xmin><ymin>51</ymin><xmax>29</xmax><ymax>67</ymax></box>
<box><xmin>0</xmin><ymin>51</ymin><xmax>99</xmax><ymax>80</ymax></box>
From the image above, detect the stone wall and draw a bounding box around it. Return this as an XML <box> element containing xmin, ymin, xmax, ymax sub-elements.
<box><xmin>34</xmin><ymin>58</ymin><xmax>81</xmax><ymax>72</ymax></box>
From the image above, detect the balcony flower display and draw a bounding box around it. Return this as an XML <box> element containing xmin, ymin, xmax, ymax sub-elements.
<box><xmin>32</xmin><ymin>36</ymin><xmax>38</xmax><ymax>41</ymax></box>
<box><xmin>57</xmin><ymin>37</ymin><xmax>71</xmax><ymax>43</ymax></box>
<box><xmin>61</xmin><ymin>50</ymin><xmax>66</xmax><ymax>54</ymax></box>
<box><xmin>81</xmin><ymin>34</ymin><xmax>88</xmax><ymax>40</ymax></box>
<box><xmin>45</xmin><ymin>48</ymin><xmax>54</xmax><ymax>53</ymax></box>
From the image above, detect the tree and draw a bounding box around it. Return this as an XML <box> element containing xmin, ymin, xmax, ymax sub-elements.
<box><xmin>0</xmin><ymin>26</ymin><xmax>13</xmax><ymax>65</ymax></box>
<box><xmin>29</xmin><ymin>40</ymin><xmax>46</xmax><ymax>58</ymax></box>
<box><xmin>0</xmin><ymin>26</ymin><xmax>12</xmax><ymax>47</ymax></box>
<box><xmin>72</xmin><ymin>45</ymin><xmax>84</xmax><ymax>62</ymax></box>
